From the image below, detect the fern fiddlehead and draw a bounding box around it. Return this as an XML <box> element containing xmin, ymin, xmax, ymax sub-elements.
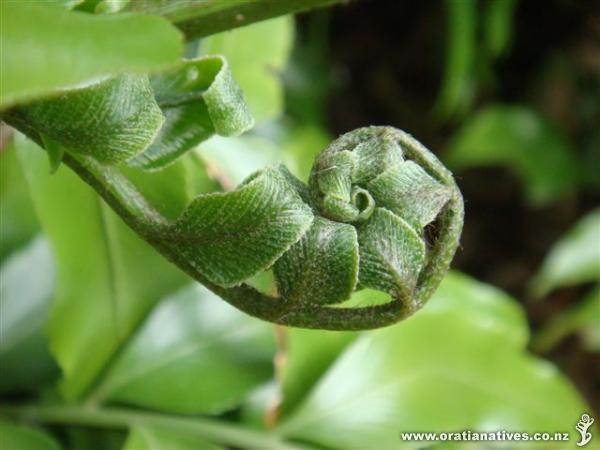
<box><xmin>4</xmin><ymin>61</ymin><xmax>463</xmax><ymax>331</ymax></box>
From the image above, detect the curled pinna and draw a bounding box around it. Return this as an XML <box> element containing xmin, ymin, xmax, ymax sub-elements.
<box><xmin>157</xmin><ymin>126</ymin><xmax>464</xmax><ymax>329</ymax></box>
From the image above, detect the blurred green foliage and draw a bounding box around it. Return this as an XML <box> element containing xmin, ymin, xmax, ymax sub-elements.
<box><xmin>531</xmin><ymin>210</ymin><xmax>600</xmax><ymax>353</ymax></box>
<box><xmin>446</xmin><ymin>105</ymin><xmax>580</xmax><ymax>205</ymax></box>
<box><xmin>0</xmin><ymin>421</ymin><xmax>61</xmax><ymax>450</ymax></box>
<box><xmin>1</xmin><ymin>0</ymin><xmax>598</xmax><ymax>449</ymax></box>
<box><xmin>531</xmin><ymin>209</ymin><xmax>600</xmax><ymax>297</ymax></box>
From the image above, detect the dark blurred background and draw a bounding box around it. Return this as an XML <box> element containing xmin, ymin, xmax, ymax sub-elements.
<box><xmin>291</xmin><ymin>0</ymin><xmax>600</xmax><ymax>414</ymax></box>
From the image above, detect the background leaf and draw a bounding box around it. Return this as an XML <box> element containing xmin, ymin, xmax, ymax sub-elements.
<box><xmin>0</xmin><ymin>421</ymin><xmax>62</xmax><ymax>450</ymax></box>
<box><xmin>199</xmin><ymin>134</ymin><xmax>284</xmax><ymax>185</ymax></box>
<box><xmin>277</xmin><ymin>272</ymin><xmax>587</xmax><ymax>449</ymax></box>
<box><xmin>202</xmin><ymin>17</ymin><xmax>294</xmax><ymax>122</ymax></box>
<box><xmin>434</xmin><ymin>0</ymin><xmax>476</xmax><ymax>120</ymax></box>
<box><xmin>281</xmin><ymin>125</ymin><xmax>331</xmax><ymax>182</ymax></box>
<box><xmin>483</xmin><ymin>0</ymin><xmax>519</xmax><ymax>59</ymax></box>
<box><xmin>16</xmin><ymin>135</ymin><xmax>187</xmax><ymax>399</ymax></box>
<box><xmin>66</xmin><ymin>428</ymin><xmax>125</xmax><ymax>450</ymax></box>
<box><xmin>533</xmin><ymin>287</ymin><xmax>600</xmax><ymax>353</ymax></box>
<box><xmin>530</xmin><ymin>209</ymin><xmax>600</xmax><ymax>297</ymax></box>
<box><xmin>0</xmin><ymin>144</ymin><xmax>39</xmax><ymax>262</ymax></box>
<box><xmin>0</xmin><ymin>1</ymin><xmax>182</xmax><ymax>109</ymax></box>
<box><xmin>91</xmin><ymin>284</ymin><xmax>275</xmax><ymax>414</ymax></box>
<box><xmin>446</xmin><ymin>105</ymin><xmax>580</xmax><ymax>205</ymax></box>
<box><xmin>123</xmin><ymin>426</ymin><xmax>223</xmax><ymax>450</ymax></box>
<box><xmin>280</xmin><ymin>329</ymin><xmax>356</xmax><ymax>416</ymax></box>
<box><xmin>0</xmin><ymin>237</ymin><xmax>59</xmax><ymax>393</ymax></box>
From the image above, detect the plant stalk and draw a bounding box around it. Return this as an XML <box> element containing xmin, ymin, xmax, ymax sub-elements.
<box><xmin>0</xmin><ymin>403</ymin><xmax>308</xmax><ymax>450</ymax></box>
<box><xmin>126</xmin><ymin>0</ymin><xmax>348</xmax><ymax>39</ymax></box>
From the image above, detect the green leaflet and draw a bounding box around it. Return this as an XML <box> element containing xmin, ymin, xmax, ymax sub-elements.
<box><xmin>357</xmin><ymin>208</ymin><xmax>426</xmax><ymax>299</ymax></box>
<box><xmin>16</xmin><ymin>75</ymin><xmax>164</xmax><ymax>165</ymax></box>
<box><xmin>8</xmin><ymin>56</ymin><xmax>253</xmax><ymax>169</ymax></box>
<box><xmin>132</xmin><ymin>56</ymin><xmax>254</xmax><ymax>169</ymax></box>
<box><xmin>367</xmin><ymin>161</ymin><xmax>452</xmax><ymax>229</ymax></box>
<box><xmin>164</xmin><ymin>166</ymin><xmax>314</xmax><ymax>287</ymax></box>
<box><xmin>201</xmin><ymin>17</ymin><xmax>294</xmax><ymax>122</ymax></box>
<box><xmin>274</xmin><ymin>217</ymin><xmax>359</xmax><ymax>305</ymax></box>
<box><xmin>0</xmin><ymin>1</ymin><xmax>182</xmax><ymax>110</ymax></box>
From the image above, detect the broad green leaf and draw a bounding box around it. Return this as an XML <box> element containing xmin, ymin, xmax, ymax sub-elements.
<box><xmin>16</xmin><ymin>135</ymin><xmax>187</xmax><ymax>399</ymax></box>
<box><xmin>123</xmin><ymin>426</ymin><xmax>223</xmax><ymax>450</ymax></box>
<box><xmin>202</xmin><ymin>17</ymin><xmax>294</xmax><ymax>122</ymax></box>
<box><xmin>280</xmin><ymin>329</ymin><xmax>356</xmax><ymax>416</ymax></box>
<box><xmin>533</xmin><ymin>286</ymin><xmax>600</xmax><ymax>353</ymax></box>
<box><xmin>278</xmin><ymin>273</ymin><xmax>587</xmax><ymax>449</ymax></box>
<box><xmin>165</xmin><ymin>166</ymin><xmax>313</xmax><ymax>287</ymax></box>
<box><xmin>434</xmin><ymin>0</ymin><xmax>476</xmax><ymax>120</ymax></box>
<box><xmin>0</xmin><ymin>1</ymin><xmax>182</xmax><ymax>109</ymax></box>
<box><xmin>430</xmin><ymin>272</ymin><xmax>529</xmax><ymax>348</ymax></box>
<box><xmin>131</xmin><ymin>56</ymin><xmax>254</xmax><ymax>169</ymax></box>
<box><xmin>358</xmin><ymin>208</ymin><xmax>426</xmax><ymax>298</ymax></box>
<box><xmin>0</xmin><ymin>145</ymin><xmax>39</xmax><ymax>263</ymax></box>
<box><xmin>446</xmin><ymin>105</ymin><xmax>580</xmax><ymax>205</ymax></box>
<box><xmin>530</xmin><ymin>209</ymin><xmax>600</xmax><ymax>297</ymax></box>
<box><xmin>92</xmin><ymin>284</ymin><xmax>275</xmax><ymax>414</ymax></box>
<box><xmin>15</xmin><ymin>75</ymin><xmax>164</xmax><ymax>164</ymax></box>
<box><xmin>0</xmin><ymin>421</ymin><xmax>61</xmax><ymax>450</ymax></box>
<box><xmin>275</xmin><ymin>217</ymin><xmax>359</xmax><ymax>305</ymax></box>
<box><xmin>0</xmin><ymin>237</ymin><xmax>59</xmax><ymax>393</ymax></box>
